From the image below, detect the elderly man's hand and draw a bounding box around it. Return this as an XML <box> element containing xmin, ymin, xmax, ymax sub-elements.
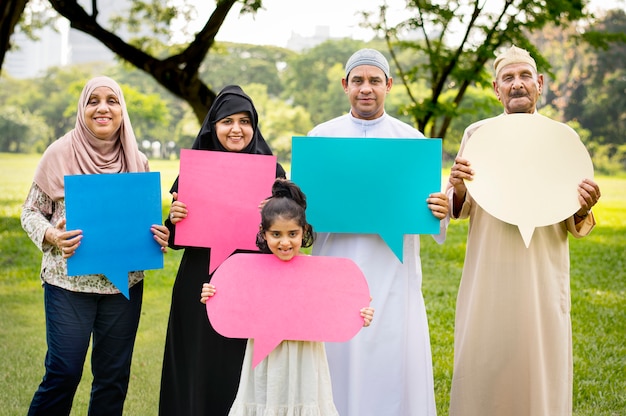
<box><xmin>449</xmin><ymin>157</ymin><xmax>473</xmax><ymax>198</ymax></box>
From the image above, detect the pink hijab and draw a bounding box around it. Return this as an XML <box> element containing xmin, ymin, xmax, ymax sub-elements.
<box><xmin>33</xmin><ymin>76</ymin><xmax>148</xmax><ymax>200</ymax></box>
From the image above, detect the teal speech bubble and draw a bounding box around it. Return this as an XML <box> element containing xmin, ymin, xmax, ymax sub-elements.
<box><xmin>291</xmin><ymin>137</ymin><xmax>442</xmax><ymax>262</ymax></box>
<box><xmin>65</xmin><ymin>172</ymin><xmax>164</xmax><ymax>298</ymax></box>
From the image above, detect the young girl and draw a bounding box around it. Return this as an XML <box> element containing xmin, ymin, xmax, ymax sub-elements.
<box><xmin>201</xmin><ymin>178</ymin><xmax>374</xmax><ymax>416</ymax></box>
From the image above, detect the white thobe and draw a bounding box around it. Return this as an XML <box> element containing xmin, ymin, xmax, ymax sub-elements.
<box><xmin>308</xmin><ymin>112</ymin><xmax>447</xmax><ymax>416</ymax></box>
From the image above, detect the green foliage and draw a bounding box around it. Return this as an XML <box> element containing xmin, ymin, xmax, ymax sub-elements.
<box><xmin>440</xmin><ymin>85</ymin><xmax>502</xmax><ymax>159</ymax></box>
<box><xmin>362</xmin><ymin>0</ymin><xmax>599</xmax><ymax>140</ymax></box>
<box><xmin>584</xmin><ymin>142</ymin><xmax>626</xmax><ymax>175</ymax></box>
<box><xmin>202</xmin><ymin>42</ymin><xmax>295</xmax><ymax>97</ymax></box>
<box><xmin>122</xmin><ymin>85</ymin><xmax>172</xmax><ymax>157</ymax></box>
<box><xmin>242</xmin><ymin>83</ymin><xmax>313</xmax><ymax>164</ymax></box>
<box><xmin>281</xmin><ymin>38</ymin><xmax>366</xmax><ymax>125</ymax></box>
<box><xmin>0</xmin><ymin>63</ymin><xmax>199</xmax><ymax>157</ymax></box>
<box><xmin>2</xmin><ymin>3</ymin><xmax>626</xmax><ymax>169</ymax></box>
<box><xmin>0</xmin><ymin>106</ymin><xmax>49</xmax><ymax>153</ymax></box>
<box><xmin>529</xmin><ymin>9</ymin><xmax>626</xmax><ymax>151</ymax></box>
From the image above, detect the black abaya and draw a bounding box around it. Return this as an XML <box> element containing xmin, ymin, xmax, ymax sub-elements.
<box><xmin>158</xmin><ymin>85</ymin><xmax>285</xmax><ymax>416</ymax></box>
<box><xmin>159</xmin><ymin>246</ymin><xmax>246</xmax><ymax>415</ymax></box>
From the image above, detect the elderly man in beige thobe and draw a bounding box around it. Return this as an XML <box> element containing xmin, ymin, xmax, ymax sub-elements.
<box><xmin>446</xmin><ymin>45</ymin><xmax>601</xmax><ymax>416</ymax></box>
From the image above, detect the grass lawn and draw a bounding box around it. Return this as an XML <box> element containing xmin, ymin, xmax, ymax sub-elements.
<box><xmin>1</xmin><ymin>152</ymin><xmax>624</xmax><ymax>415</ymax></box>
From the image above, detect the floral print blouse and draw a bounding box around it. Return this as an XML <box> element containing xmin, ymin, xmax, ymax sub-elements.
<box><xmin>21</xmin><ymin>183</ymin><xmax>144</xmax><ymax>294</ymax></box>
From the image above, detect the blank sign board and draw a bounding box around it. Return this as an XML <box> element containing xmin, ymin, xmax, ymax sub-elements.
<box><xmin>291</xmin><ymin>136</ymin><xmax>442</xmax><ymax>262</ymax></box>
<box><xmin>461</xmin><ymin>114</ymin><xmax>594</xmax><ymax>246</ymax></box>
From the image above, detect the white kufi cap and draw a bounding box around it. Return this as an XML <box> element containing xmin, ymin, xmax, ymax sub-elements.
<box><xmin>345</xmin><ymin>48</ymin><xmax>390</xmax><ymax>78</ymax></box>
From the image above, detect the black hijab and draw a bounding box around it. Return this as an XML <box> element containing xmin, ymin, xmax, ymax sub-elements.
<box><xmin>170</xmin><ymin>85</ymin><xmax>285</xmax><ymax>193</ymax></box>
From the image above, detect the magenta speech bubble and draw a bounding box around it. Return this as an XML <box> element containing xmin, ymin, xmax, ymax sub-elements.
<box><xmin>174</xmin><ymin>149</ymin><xmax>277</xmax><ymax>272</ymax></box>
<box><xmin>206</xmin><ymin>253</ymin><xmax>370</xmax><ymax>368</ymax></box>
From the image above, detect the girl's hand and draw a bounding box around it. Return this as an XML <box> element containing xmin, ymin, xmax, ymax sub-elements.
<box><xmin>361</xmin><ymin>306</ymin><xmax>375</xmax><ymax>327</ymax></box>
<box><xmin>200</xmin><ymin>283</ymin><xmax>216</xmax><ymax>304</ymax></box>
<box><xmin>169</xmin><ymin>192</ymin><xmax>188</xmax><ymax>225</ymax></box>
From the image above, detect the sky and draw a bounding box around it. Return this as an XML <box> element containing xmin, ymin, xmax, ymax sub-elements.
<box><xmin>185</xmin><ymin>0</ymin><xmax>626</xmax><ymax>48</ymax></box>
<box><xmin>187</xmin><ymin>0</ymin><xmax>424</xmax><ymax>46</ymax></box>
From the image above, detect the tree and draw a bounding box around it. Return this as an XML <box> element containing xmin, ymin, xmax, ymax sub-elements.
<box><xmin>0</xmin><ymin>62</ymin><xmax>197</xmax><ymax>156</ymax></box>
<box><xmin>1</xmin><ymin>0</ymin><xmax>265</xmax><ymax>123</ymax></box>
<box><xmin>243</xmin><ymin>83</ymin><xmax>314</xmax><ymax>164</ymax></box>
<box><xmin>366</xmin><ymin>0</ymin><xmax>593</xmax><ymax>141</ymax></box>
<box><xmin>0</xmin><ymin>105</ymin><xmax>49</xmax><ymax>152</ymax></box>
<box><xmin>0</xmin><ymin>0</ymin><xmax>28</xmax><ymax>70</ymax></box>
<box><xmin>122</xmin><ymin>86</ymin><xmax>172</xmax><ymax>158</ymax></box>
<box><xmin>282</xmin><ymin>38</ymin><xmax>365</xmax><ymax>125</ymax></box>
<box><xmin>201</xmin><ymin>42</ymin><xmax>295</xmax><ymax>97</ymax></box>
<box><xmin>566</xmin><ymin>9</ymin><xmax>626</xmax><ymax>146</ymax></box>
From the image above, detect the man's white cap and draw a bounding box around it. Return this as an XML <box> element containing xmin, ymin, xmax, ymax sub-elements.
<box><xmin>345</xmin><ymin>48</ymin><xmax>390</xmax><ymax>78</ymax></box>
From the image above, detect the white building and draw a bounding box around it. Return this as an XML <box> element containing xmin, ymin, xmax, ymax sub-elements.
<box><xmin>286</xmin><ymin>26</ymin><xmax>333</xmax><ymax>51</ymax></box>
<box><xmin>4</xmin><ymin>20</ymin><xmax>69</xmax><ymax>79</ymax></box>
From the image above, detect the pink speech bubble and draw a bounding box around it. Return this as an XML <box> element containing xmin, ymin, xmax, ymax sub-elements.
<box><xmin>206</xmin><ymin>253</ymin><xmax>371</xmax><ymax>368</ymax></box>
<box><xmin>174</xmin><ymin>149</ymin><xmax>277</xmax><ymax>272</ymax></box>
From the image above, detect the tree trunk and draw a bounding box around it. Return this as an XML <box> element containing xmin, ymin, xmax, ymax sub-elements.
<box><xmin>0</xmin><ymin>0</ymin><xmax>29</xmax><ymax>73</ymax></box>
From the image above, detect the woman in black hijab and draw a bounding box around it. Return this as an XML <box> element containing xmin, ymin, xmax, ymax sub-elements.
<box><xmin>158</xmin><ymin>85</ymin><xmax>285</xmax><ymax>416</ymax></box>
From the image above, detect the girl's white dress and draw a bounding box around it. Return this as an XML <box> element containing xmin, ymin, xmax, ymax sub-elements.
<box><xmin>228</xmin><ymin>339</ymin><xmax>339</xmax><ymax>416</ymax></box>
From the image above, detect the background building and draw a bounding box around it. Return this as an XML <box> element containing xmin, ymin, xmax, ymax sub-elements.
<box><xmin>5</xmin><ymin>1</ymin><xmax>335</xmax><ymax>79</ymax></box>
<box><xmin>5</xmin><ymin>0</ymin><xmax>128</xmax><ymax>79</ymax></box>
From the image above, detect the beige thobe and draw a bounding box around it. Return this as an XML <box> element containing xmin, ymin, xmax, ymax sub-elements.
<box><xmin>447</xmin><ymin>115</ymin><xmax>595</xmax><ymax>416</ymax></box>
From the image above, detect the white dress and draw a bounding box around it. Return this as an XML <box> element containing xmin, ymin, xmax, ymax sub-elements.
<box><xmin>308</xmin><ymin>112</ymin><xmax>447</xmax><ymax>416</ymax></box>
<box><xmin>229</xmin><ymin>339</ymin><xmax>339</xmax><ymax>416</ymax></box>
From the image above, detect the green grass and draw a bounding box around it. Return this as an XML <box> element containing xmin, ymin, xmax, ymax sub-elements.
<box><xmin>1</xmin><ymin>153</ymin><xmax>624</xmax><ymax>415</ymax></box>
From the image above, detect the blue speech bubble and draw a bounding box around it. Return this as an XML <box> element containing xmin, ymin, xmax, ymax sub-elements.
<box><xmin>291</xmin><ymin>137</ymin><xmax>442</xmax><ymax>262</ymax></box>
<box><xmin>65</xmin><ymin>172</ymin><xmax>164</xmax><ymax>298</ymax></box>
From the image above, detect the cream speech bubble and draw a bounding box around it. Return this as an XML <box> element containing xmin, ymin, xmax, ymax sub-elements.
<box><xmin>461</xmin><ymin>114</ymin><xmax>594</xmax><ymax>247</ymax></box>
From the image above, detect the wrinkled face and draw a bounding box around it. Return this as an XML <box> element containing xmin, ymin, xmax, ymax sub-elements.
<box><xmin>215</xmin><ymin>112</ymin><xmax>254</xmax><ymax>152</ymax></box>
<box><xmin>342</xmin><ymin>65</ymin><xmax>392</xmax><ymax>120</ymax></box>
<box><xmin>84</xmin><ymin>86</ymin><xmax>123</xmax><ymax>140</ymax></box>
<box><xmin>493</xmin><ymin>63</ymin><xmax>544</xmax><ymax>114</ymax></box>
<box><xmin>263</xmin><ymin>216</ymin><xmax>304</xmax><ymax>261</ymax></box>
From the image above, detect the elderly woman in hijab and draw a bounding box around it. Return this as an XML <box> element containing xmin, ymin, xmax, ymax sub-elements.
<box><xmin>158</xmin><ymin>85</ymin><xmax>286</xmax><ymax>416</ymax></box>
<box><xmin>21</xmin><ymin>76</ymin><xmax>170</xmax><ymax>415</ymax></box>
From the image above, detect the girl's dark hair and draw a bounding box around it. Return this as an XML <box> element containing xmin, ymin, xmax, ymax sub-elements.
<box><xmin>256</xmin><ymin>179</ymin><xmax>315</xmax><ymax>253</ymax></box>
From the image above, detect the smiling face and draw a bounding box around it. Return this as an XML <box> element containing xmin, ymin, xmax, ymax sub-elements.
<box><xmin>493</xmin><ymin>62</ymin><xmax>544</xmax><ymax>114</ymax></box>
<box><xmin>342</xmin><ymin>65</ymin><xmax>392</xmax><ymax>120</ymax></box>
<box><xmin>214</xmin><ymin>111</ymin><xmax>254</xmax><ymax>152</ymax></box>
<box><xmin>263</xmin><ymin>216</ymin><xmax>304</xmax><ymax>261</ymax></box>
<box><xmin>84</xmin><ymin>86</ymin><xmax>123</xmax><ymax>140</ymax></box>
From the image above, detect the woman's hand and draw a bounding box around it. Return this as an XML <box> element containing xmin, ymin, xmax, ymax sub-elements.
<box><xmin>46</xmin><ymin>219</ymin><xmax>82</xmax><ymax>259</ymax></box>
<box><xmin>200</xmin><ymin>283</ymin><xmax>216</xmax><ymax>304</ymax></box>
<box><xmin>168</xmin><ymin>192</ymin><xmax>188</xmax><ymax>225</ymax></box>
<box><xmin>151</xmin><ymin>224</ymin><xmax>170</xmax><ymax>252</ymax></box>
